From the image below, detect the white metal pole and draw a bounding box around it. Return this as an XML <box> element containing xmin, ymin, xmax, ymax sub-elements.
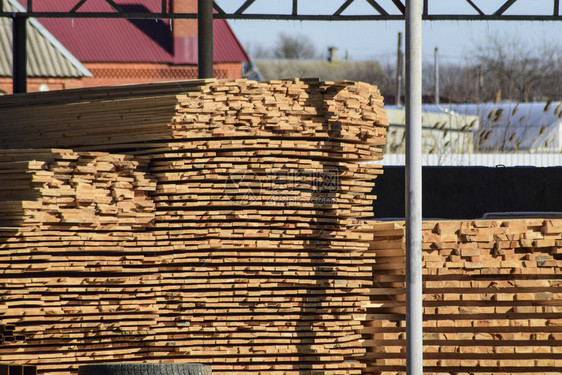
<box><xmin>405</xmin><ymin>0</ymin><xmax>423</xmax><ymax>374</ymax></box>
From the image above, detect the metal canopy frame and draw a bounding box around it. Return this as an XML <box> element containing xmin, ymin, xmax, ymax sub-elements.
<box><xmin>3</xmin><ymin>1</ymin><xmax>560</xmax><ymax>374</ymax></box>
<box><xmin>1</xmin><ymin>0</ymin><xmax>561</xmax><ymax>20</ymax></box>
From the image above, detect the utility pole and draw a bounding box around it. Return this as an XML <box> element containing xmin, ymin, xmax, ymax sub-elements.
<box><xmin>434</xmin><ymin>47</ymin><xmax>439</xmax><ymax>105</ymax></box>
<box><xmin>395</xmin><ymin>32</ymin><xmax>403</xmax><ymax>107</ymax></box>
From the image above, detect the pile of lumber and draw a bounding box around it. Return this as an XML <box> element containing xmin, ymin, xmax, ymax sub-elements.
<box><xmin>0</xmin><ymin>149</ymin><xmax>155</xmax><ymax>231</ymax></box>
<box><xmin>3</xmin><ymin>78</ymin><xmax>562</xmax><ymax>375</ymax></box>
<box><xmin>0</xmin><ymin>79</ymin><xmax>389</xmax><ymax>375</ymax></box>
<box><xmin>0</xmin><ymin>79</ymin><xmax>386</xmax><ymax>150</ymax></box>
<box><xmin>365</xmin><ymin>219</ymin><xmax>562</xmax><ymax>374</ymax></box>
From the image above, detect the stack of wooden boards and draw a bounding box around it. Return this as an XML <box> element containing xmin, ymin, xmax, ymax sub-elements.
<box><xmin>2</xmin><ymin>78</ymin><xmax>562</xmax><ymax>375</ymax></box>
<box><xmin>0</xmin><ymin>150</ymin><xmax>156</xmax><ymax>231</ymax></box>
<box><xmin>365</xmin><ymin>219</ymin><xmax>562</xmax><ymax>374</ymax></box>
<box><xmin>0</xmin><ymin>79</ymin><xmax>389</xmax><ymax>375</ymax></box>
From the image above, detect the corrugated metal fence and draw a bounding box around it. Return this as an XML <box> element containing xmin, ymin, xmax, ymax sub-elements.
<box><xmin>376</xmin><ymin>153</ymin><xmax>562</xmax><ymax>167</ymax></box>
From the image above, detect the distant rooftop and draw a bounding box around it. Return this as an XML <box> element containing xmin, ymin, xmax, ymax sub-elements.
<box><xmin>25</xmin><ymin>0</ymin><xmax>249</xmax><ymax>64</ymax></box>
<box><xmin>0</xmin><ymin>0</ymin><xmax>91</xmax><ymax>78</ymax></box>
<box><xmin>256</xmin><ymin>59</ymin><xmax>384</xmax><ymax>83</ymax></box>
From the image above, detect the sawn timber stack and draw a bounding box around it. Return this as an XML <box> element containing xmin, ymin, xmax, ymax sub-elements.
<box><xmin>0</xmin><ymin>79</ymin><xmax>389</xmax><ymax>375</ymax></box>
<box><xmin>365</xmin><ymin>219</ymin><xmax>562</xmax><ymax>374</ymax></box>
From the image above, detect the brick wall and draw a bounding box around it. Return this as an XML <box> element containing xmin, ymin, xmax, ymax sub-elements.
<box><xmin>81</xmin><ymin>62</ymin><xmax>243</xmax><ymax>87</ymax></box>
<box><xmin>0</xmin><ymin>62</ymin><xmax>243</xmax><ymax>94</ymax></box>
<box><xmin>0</xmin><ymin>77</ymin><xmax>83</xmax><ymax>95</ymax></box>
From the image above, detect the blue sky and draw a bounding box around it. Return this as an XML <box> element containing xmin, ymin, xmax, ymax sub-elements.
<box><xmin>223</xmin><ymin>0</ymin><xmax>562</xmax><ymax>64</ymax></box>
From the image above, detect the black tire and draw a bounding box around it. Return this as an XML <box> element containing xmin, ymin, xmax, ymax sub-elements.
<box><xmin>78</xmin><ymin>363</ymin><xmax>211</xmax><ymax>375</ymax></box>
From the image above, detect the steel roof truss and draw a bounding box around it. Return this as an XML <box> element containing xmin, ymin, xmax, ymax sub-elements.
<box><xmin>70</xmin><ymin>0</ymin><xmax>123</xmax><ymax>13</ymax></box>
<box><xmin>1</xmin><ymin>0</ymin><xmax>561</xmax><ymax>20</ymax></box>
<box><xmin>69</xmin><ymin>0</ymin><xmax>88</xmax><ymax>13</ymax></box>
<box><xmin>464</xmin><ymin>0</ymin><xmax>485</xmax><ymax>16</ymax></box>
<box><xmin>334</xmin><ymin>0</ymin><xmax>355</xmax><ymax>16</ymax></box>
<box><xmin>390</xmin><ymin>0</ymin><xmax>406</xmax><ymax>15</ymax></box>
<box><xmin>494</xmin><ymin>0</ymin><xmax>518</xmax><ymax>16</ymax></box>
<box><xmin>365</xmin><ymin>0</ymin><xmax>389</xmax><ymax>15</ymax></box>
<box><xmin>235</xmin><ymin>0</ymin><xmax>256</xmax><ymax>15</ymax></box>
<box><xmin>213</xmin><ymin>1</ymin><xmax>226</xmax><ymax>14</ymax></box>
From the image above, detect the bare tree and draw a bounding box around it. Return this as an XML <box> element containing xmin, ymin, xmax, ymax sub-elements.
<box><xmin>536</xmin><ymin>39</ymin><xmax>562</xmax><ymax>101</ymax></box>
<box><xmin>378</xmin><ymin>62</ymin><xmax>397</xmax><ymax>101</ymax></box>
<box><xmin>433</xmin><ymin>61</ymin><xmax>482</xmax><ymax>103</ymax></box>
<box><xmin>272</xmin><ymin>33</ymin><xmax>318</xmax><ymax>60</ymax></box>
<box><xmin>474</xmin><ymin>35</ymin><xmax>543</xmax><ymax>102</ymax></box>
<box><xmin>251</xmin><ymin>32</ymin><xmax>561</xmax><ymax>104</ymax></box>
<box><xmin>424</xmin><ymin>34</ymin><xmax>562</xmax><ymax>103</ymax></box>
<box><xmin>244</xmin><ymin>41</ymin><xmax>272</xmax><ymax>60</ymax></box>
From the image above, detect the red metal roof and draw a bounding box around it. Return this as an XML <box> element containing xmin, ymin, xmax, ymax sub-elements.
<box><xmin>24</xmin><ymin>0</ymin><xmax>249</xmax><ymax>64</ymax></box>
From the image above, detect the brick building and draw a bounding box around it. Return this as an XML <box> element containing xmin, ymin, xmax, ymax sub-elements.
<box><xmin>0</xmin><ymin>0</ymin><xmax>91</xmax><ymax>94</ymax></box>
<box><xmin>6</xmin><ymin>0</ymin><xmax>249</xmax><ymax>91</ymax></box>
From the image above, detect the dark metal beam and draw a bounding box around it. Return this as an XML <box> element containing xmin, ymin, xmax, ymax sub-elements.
<box><xmin>104</xmin><ymin>0</ymin><xmax>124</xmax><ymax>13</ymax></box>
<box><xmin>70</xmin><ymin>0</ymin><xmax>124</xmax><ymax>13</ymax></box>
<box><xmin>365</xmin><ymin>0</ymin><xmax>389</xmax><ymax>15</ymax></box>
<box><xmin>12</xmin><ymin>14</ymin><xmax>27</xmax><ymax>94</ymax></box>
<box><xmin>464</xmin><ymin>0</ymin><xmax>485</xmax><ymax>16</ymax></box>
<box><xmin>213</xmin><ymin>2</ymin><xmax>226</xmax><ymax>15</ymax></box>
<box><xmin>69</xmin><ymin>0</ymin><xmax>88</xmax><ymax>13</ymax></box>
<box><xmin>3</xmin><ymin>11</ymin><xmax>561</xmax><ymax>21</ymax></box>
<box><xmin>494</xmin><ymin>0</ymin><xmax>518</xmax><ymax>15</ymax></box>
<box><xmin>390</xmin><ymin>0</ymin><xmax>406</xmax><ymax>15</ymax></box>
<box><xmin>334</xmin><ymin>0</ymin><xmax>355</xmax><ymax>16</ymax></box>
<box><xmin>235</xmin><ymin>0</ymin><xmax>256</xmax><ymax>15</ymax></box>
<box><xmin>198</xmin><ymin>0</ymin><xmax>213</xmax><ymax>79</ymax></box>
<box><xmin>3</xmin><ymin>0</ymin><xmax>562</xmax><ymax>21</ymax></box>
